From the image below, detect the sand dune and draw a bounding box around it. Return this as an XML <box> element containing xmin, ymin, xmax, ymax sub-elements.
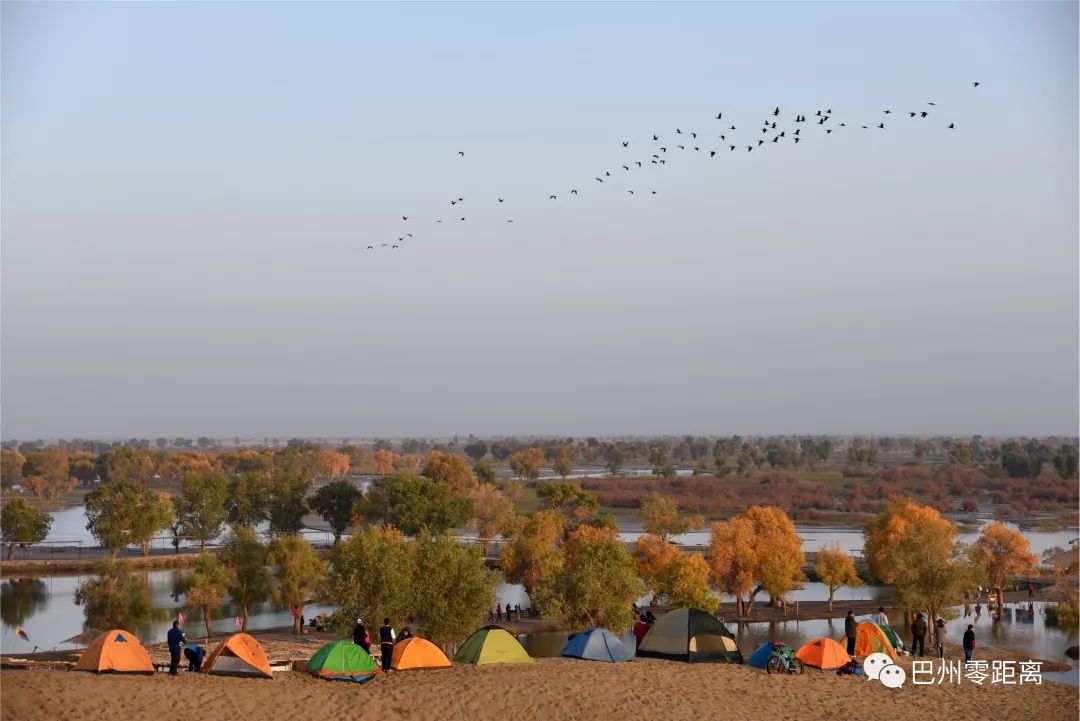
<box><xmin>2</xmin><ymin>656</ymin><xmax>1076</xmax><ymax>721</ymax></box>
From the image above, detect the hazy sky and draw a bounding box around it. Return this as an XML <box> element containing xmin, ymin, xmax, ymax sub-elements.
<box><xmin>2</xmin><ymin>1</ymin><xmax>1077</xmax><ymax>440</ymax></box>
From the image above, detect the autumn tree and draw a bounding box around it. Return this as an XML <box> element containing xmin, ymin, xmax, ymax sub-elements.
<box><xmin>319</xmin><ymin>450</ymin><xmax>351</xmax><ymax>481</ymax></box>
<box><xmin>410</xmin><ymin>532</ymin><xmax>498</xmax><ymax>646</ymax></box>
<box><xmin>67</xmin><ymin>451</ymin><xmax>98</xmax><ymax>486</ymax></box>
<box><xmin>499</xmin><ymin>510</ymin><xmax>564</xmax><ymax>596</ymax></box>
<box><xmin>329</xmin><ymin>526</ymin><xmax>414</xmax><ymax>629</ymax></box>
<box><xmin>814</xmin><ymin>542</ymin><xmax>863</xmax><ymax>611</ymax></box>
<box><xmin>174</xmin><ymin>470</ymin><xmax>229</xmax><ymax>550</ymax></box>
<box><xmin>708</xmin><ymin>516</ymin><xmax>758</xmax><ymax>617</ymax></box>
<box><xmin>863</xmin><ymin>497</ymin><xmax>977</xmax><ymax>622</ymax></box>
<box><xmin>537</xmin><ymin>483</ymin><xmax>601</xmax><ymax>530</ymax></box>
<box><xmin>469</xmin><ymin>483</ymin><xmax>515</xmax><ymax>551</ymax></box>
<box><xmin>1</xmin><ymin>498</ymin><xmax>53</xmax><ymax>560</ymax></box>
<box><xmin>709</xmin><ymin>506</ymin><xmax>804</xmax><ymax>615</ymax></box>
<box><xmin>509</xmin><ymin>447</ymin><xmax>545</xmax><ymax>482</ymax></box>
<box><xmin>633</xmin><ymin>534</ymin><xmax>717</xmax><ymax>611</ymax></box>
<box><xmin>535</xmin><ymin>525</ymin><xmax>642</xmax><ymax>632</ymax></box>
<box><xmin>85</xmin><ymin>480</ymin><xmax>174</xmax><ymax>558</ymax></box>
<box><xmin>422</xmin><ymin>450</ymin><xmax>476</xmax><ymax>493</ymax></box>
<box><xmin>553</xmin><ymin>446</ymin><xmax>574</xmax><ymax>480</ymax></box>
<box><xmin>219</xmin><ymin>525</ymin><xmax>270</xmax><ymax>631</ymax></box>
<box><xmin>309</xmin><ymin>479</ymin><xmax>361</xmax><ymax>544</ymax></box>
<box><xmin>604</xmin><ymin>445</ymin><xmax>624</xmax><ymax>476</ymax></box>
<box><xmin>640</xmin><ymin>492</ymin><xmax>704</xmax><ymax>542</ymax></box>
<box><xmin>0</xmin><ymin>449</ymin><xmax>25</xmax><ymax>489</ymax></box>
<box><xmin>185</xmin><ymin>553</ymin><xmax>229</xmax><ymax>638</ymax></box>
<box><xmin>22</xmin><ymin>448</ymin><xmax>74</xmax><ymax>501</ymax></box>
<box><xmin>267</xmin><ymin>534</ymin><xmax>327</xmax><ymax>634</ymax></box>
<box><xmin>973</xmin><ymin>521</ymin><xmax>1038</xmax><ymax>612</ymax></box>
<box><xmin>648</xmin><ymin>447</ymin><xmax>676</xmax><ymax>478</ymax></box>
<box><xmin>157</xmin><ymin>452</ymin><xmax>216</xmax><ymax>484</ymax></box>
<box><xmin>372</xmin><ymin>449</ymin><xmax>401</xmax><ymax>475</ymax></box>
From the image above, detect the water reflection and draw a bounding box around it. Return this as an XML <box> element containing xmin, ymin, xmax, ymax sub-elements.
<box><xmin>0</xmin><ymin>579</ymin><xmax>48</xmax><ymax>629</ymax></box>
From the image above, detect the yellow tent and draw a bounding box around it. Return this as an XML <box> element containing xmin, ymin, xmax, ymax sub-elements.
<box><xmin>454</xmin><ymin>626</ymin><xmax>532</xmax><ymax>665</ymax></box>
<box><xmin>838</xmin><ymin>621</ymin><xmax>897</xmax><ymax>661</ymax></box>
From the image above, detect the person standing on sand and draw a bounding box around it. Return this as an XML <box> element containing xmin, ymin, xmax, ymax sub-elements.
<box><xmin>353</xmin><ymin>618</ymin><xmax>370</xmax><ymax>652</ymax></box>
<box><xmin>167</xmin><ymin>620</ymin><xmax>186</xmax><ymax>675</ymax></box>
<box><xmin>379</xmin><ymin>618</ymin><xmax>395</xmax><ymax>672</ymax></box>
<box><xmin>874</xmin><ymin>606</ymin><xmax>889</xmax><ymax>626</ymax></box>
<box><xmin>633</xmin><ymin>614</ymin><xmax>650</xmax><ymax>648</ymax></box>
<box><xmin>963</xmin><ymin>625</ymin><xmax>976</xmax><ymax>663</ymax></box>
<box><xmin>934</xmin><ymin>618</ymin><xmax>946</xmax><ymax>659</ymax></box>
<box><xmin>844</xmin><ymin>610</ymin><xmax>857</xmax><ymax>656</ymax></box>
<box><xmin>911</xmin><ymin>613</ymin><xmax>927</xmax><ymax>657</ymax></box>
<box><xmin>496</xmin><ymin>604</ymin><xmax>503</xmax><ymax>622</ymax></box>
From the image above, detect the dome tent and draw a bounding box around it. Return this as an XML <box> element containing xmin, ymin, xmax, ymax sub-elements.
<box><xmin>838</xmin><ymin>622</ymin><xmax>898</xmax><ymax>661</ymax></box>
<box><xmin>561</xmin><ymin>628</ymin><xmax>634</xmax><ymax>663</ymax></box>
<box><xmin>454</xmin><ymin>625</ymin><xmax>533</xmax><ymax>665</ymax></box>
<box><xmin>636</xmin><ymin>608</ymin><xmax>743</xmax><ymax>663</ymax></box>
<box><xmin>203</xmin><ymin>633</ymin><xmax>272</xmax><ymax>678</ymax></box>
<box><xmin>747</xmin><ymin>641</ymin><xmax>794</xmax><ymax>669</ymax></box>
<box><xmin>795</xmin><ymin>637</ymin><xmax>852</xmax><ymax>670</ymax></box>
<box><xmin>307</xmin><ymin>640</ymin><xmax>379</xmax><ymax>682</ymax></box>
<box><xmin>74</xmin><ymin>630</ymin><xmax>154</xmax><ymax>674</ymax></box>
<box><xmin>391</xmin><ymin>637</ymin><xmax>452</xmax><ymax>670</ymax></box>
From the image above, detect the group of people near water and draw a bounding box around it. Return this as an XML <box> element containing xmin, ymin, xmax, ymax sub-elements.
<box><xmin>489</xmin><ymin>603</ymin><xmax>525</xmax><ymax>623</ymax></box>
<box><xmin>845</xmin><ymin>606</ymin><xmax>978</xmax><ymax>663</ymax></box>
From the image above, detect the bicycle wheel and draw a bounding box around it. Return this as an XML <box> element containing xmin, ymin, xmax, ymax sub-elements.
<box><xmin>791</xmin><ymin>658</ymin><xmax>804</xmax><ymax>675</ymax></box>
<box><xmin>766</xmin><ymin>655</ymin><xmax>782</xmax><ymax>675</ymax></box>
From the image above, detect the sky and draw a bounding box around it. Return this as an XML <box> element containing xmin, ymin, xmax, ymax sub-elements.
<box><xmin>2</xmin><ymin>1</ymin><xmax>1077</xmax><ymax>440</ymax></box>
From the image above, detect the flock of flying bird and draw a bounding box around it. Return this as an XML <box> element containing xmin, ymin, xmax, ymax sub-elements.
<box><xmin>366</xmin><ymin>82</ymin><xmax>980</xmax><ymax>251</ymax></box>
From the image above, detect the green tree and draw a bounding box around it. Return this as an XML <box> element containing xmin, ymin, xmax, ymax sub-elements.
<box><xmin>464</xmin><ymin>441</ymin><xmax>488</xmax><ymax>462</ymax></box>
<box><xmin>184</xmin><ymin>553</ymin><xmax>229</xmax><ymax>638</ymax></box>
<box><xmin>219</xmin><ymin>525</ymin><xmax>270</xmax><ymax>631</ymax></box>
<box><xmin>308</xmin><ymin>479</ymin><xmax>361</xmax><ymax>544</ymax></box>
<box><xmin>537</xmin><ymin>483</ymin><xmax>600</xmax><ymax>530</ymax></box>
<box><xmin>813</xmin><ymin>542</ymin><xmax>863</xmax><ymax>611</ymax></box>
<box><xmin>535</xmin><ymin>525</ymin><xmax>642</xmax><ymax>632</ymax></box>
<box><xmin>73</xmin><ymin>559</ymin><xmax>154</xmax><ymax>630</ymax></box>
<box><xmin>328</xmin><ymin>525</ymin><xmax>414</xmax><ymax>628</ymax></box>
<box><xmin>499</xmin><ymin>511</ymin><xmax>564</xmax><ymax>596</ymax></box>
<box><xmin>266</xmin><ymin>470</ymin><xmax>310</xmax><ymax>535</ymax></box>
<box><xmin>357</xmin><ymin>473</ymin><xmax>472</xmax><ymax>536</ymax></box>
<box><xmin>174</xmin><ymin>470</ymin><xmax>229</xmax><ymax>550</ymax></box>
<box><xmin>96</xmin><ymin>447</ymin><xmax>156</xmax><ymax>484</ymax></box>
<box><xmin>85</xmin><ymin>481</ymin><xmax>174</xmax><ymax>558</ymax></box>
<box><xmin>1053</xmin><ymin>444</ymin><xmax>1078</xmax><ymax>479</ymax></box>
<box><xmin>410</xmin><ymin>532</ymin><xmax>498</xmax><ymax>646</ymax></box>
<box><xmin>639</xmin><ymin>492</ymin><xmax>703</xmax><ymax>542</ymax></box>
<box><xmin>1</xmin><ymin>498</ymin><xmax>53</xmax><ymax>560</ymax></box>
<box><xmin>266</xmin><ymin>534</ymin><xmax>327</xmax><ymax>634</ymax></box>
<box><xmin>604</xmin><ymin>445</ymin><xmax>624</xmax><ymax>476</ymax></box>
<box><xmin>226</xmin><ymin>470</ymin><xmax>271</xmax><ymax>527</ymax></box>
<box><xmin>0</xmin><ymin>578</ymin><xmax>48</xmax><ymax>628</ymax></box>
<box><xmin>552</xmin><ymin>446</ymin><xmax>574</xmax><ymax>480</ymax></box>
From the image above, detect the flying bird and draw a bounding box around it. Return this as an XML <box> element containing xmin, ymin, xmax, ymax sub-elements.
<box><xmin>402</xmin><ymin>216</ymin><xmax>408</xmax><ymax>220</ymax></box>
<box><xmin>627</xmin><ymin>190</ymin><xmax>634</xmax><ymax>195</ymax></box>
<box><xmin>623</xmin><ymin>165</ymin><xmax>630</xmax><ymax>170</ymax></box>
<box><xmin>406</xmin><ymin>233</ymin><xmax>413</xmax><ymax>237</ymax></box>
<box><xmin>366</xmin><ymin>245</ymin><xmax>373</xmax><ymax>249</ymax></box>
<box><xmin>715</xmin><ymin>112</ymin><xmax>722</xmax><ymax>119</ymax></box>
<box><xmin>458</xmin><ymin>151</ymin><xmax>464</xmax><ymax>156</ymax></box>
<box><xmin>884</xmin><ymin>110</ymin><xmax>892</xmax><ymax>114</ymax></box>
<box><xmin>747</xmin><ymin>146</ymin><xmax>753</xmax><ymax>152</ymax></box>
<box><xmin>729</xmin><ymin>125</ymin><xmax>736</xmax><ymax>130</ymax></box>
<box><xmin>773</xmin><ymin>106</ymin><xmax>780</xmax><ymax>116</ymax></box>
<box><xmin>460</xmin><ymin>217</ymin><xmax>465</xmax><ymax>221</ymax></box>
<box><xmin>571</xmin><ymin>189</ymin><xmax>578</xmax><ymax>194</ymax></box>
<box><xmin>690</xmin><ymin>132</ymin><xmax>697</xmax><ymax>138</ymax></box>
<box><xmin>729</xmin><ymin>145</ymin><xmax>736</xmax><ymax>151</ymax></box>
<box><xmin>794</xmin><ymin>137</ymin><xmax>800</xmax><ymax>143</ymax></box>
<box><xmin>948</xmin><ymin>122</ymin><xmax>955</xmax><ymax>129</ymax></box>
<box><xmin>650</xmin><ymin>191</ymin><xmax>656</xmax><ymax>195</ymax></box>
<box><xmin>507</xmin><ymin>219</ymin><xmax>513</xmax><ymax>223</ymax></box>
<box><xmin>622</xmin><ymin>141</ymin><xmax>629</xmax><ymax>147</ymax></box>
<box><xmin>549</xmin><ymin>195</ymin><xmax>557</xmax><ymax>200</ymax></box>
<box><xmin>595</xmin><ymin>177</ymin><xmax>603</xmax><ymax>182</ymax></box>
<box><xmin>653</xmin><ymin>134</ymin><xmax>659</xmax><ymax>140</ymax></box>
<box><xmin>605</xmin><ymin>171</ymin><xmax>612</xmax><ymax>176</ymax></box>
<box><xmin>772</xmin><ymin>136</ymin><xmax>779</xmax><ymax>143</ymax></box>
<box><xmin>920</xmin><ymin>111</ymin><xmax>928</xmax><ymax>118</ymax></box>
<box><xmin>498</xmin><ymin>198</ymin><xmax>504</xmax><ymax>202</ymax></box>
<box><xmin>878</xmin><ymin>123</ymin><xmax>885</xmax><ymax>129</ymax></box>
<box><xmin>709</xmin><ymin>150</ymin><xmax>716</xmax><ymax>157</ymax></box>
<box><xmin>660</xmin><ymin>148</ymin><xmax>667</xmax><ymax>153</ymax></box>
<box><xmin>927</xmin><ymin>102</ymin><xmax>936</xmax><ymax>105</ymax></box>
<box><xmin>972</xmin><ymin>81</ymin><xmax>980</xmax><ymax>87</ymax></box>
<box><xmin>825</xmin><ymin>129</ymin><xmax>832</xmax><ymax>134</ymax></box>
<box><xmin>676</xmin><ymin>128</ymin><xmax>682</xmax><ymax>134</ymax></box>
<box><xmin>757</xmin><ymin>139</ymin><xmax>764</xmax><ymax>146</ymax></box>
<box><xmin>635</xmin><ymin>161</ymin><xmax>642</xmax><ymax>167</ymax></box>
<box><xmin>677</xmin><ymin>145</ymin><xmax>685</xmax><ymax>150</ymax></box>
<box><xmin>392</xmin><ymin>245</ymin><xmax>398</xmax><ymax>249</ymax></box>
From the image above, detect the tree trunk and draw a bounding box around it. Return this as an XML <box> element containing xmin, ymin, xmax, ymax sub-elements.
<box><xmin>827</xmin><ymin>586</ymin><xmax>835</xmax><ymax>612</ymax></box>
<box><xmin>141</xmin><ymin>540</ymin><xmax>150</xmax><ymax>557</ymax></box>
<box><xmin>110</xmin><ymin>547</ymin><xmax>119</xmax><ymax>560</ymax></box>
<box><xmin>746</xmin><ymin>585</ymin><xmax>763</xmax><ymax>615</ymax></box>
<box><xmin>203</xmin><ymin>608</ymin><xmax>213</xmax><ymax>639</ymax></box>
<box><xmin>6</xmin><ymin>544</ymin><xmax>14</xmax><ymax>561</ymax></box>
<box><xmin>242</xmin><ymin>606</ymin><xmax>249</xmax><ymax>632</ymax></box>
<box><xmin>293</xmin><ymin>606</ymin><xmax>303</xmax><ymax>635</ymax></box>
<box><xmin>200</xmin><ymin>538</ymin><xmax>206</xmax><ymax>551</ymax></box>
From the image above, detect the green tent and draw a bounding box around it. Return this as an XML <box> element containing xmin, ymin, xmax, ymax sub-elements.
<box><xmin>306</xmin><ymin>640</ymin><xmax>379</xmax><ymax>683</ymax></box>
<box><xmin>636</xmin><ymin>608</ymin><xmax>744</xmax><ymax>663</ymax></box>
<box><xmin>454</xmin><ymin>626</ymin><xmax>533</xmax><ymax>665</ymax></box>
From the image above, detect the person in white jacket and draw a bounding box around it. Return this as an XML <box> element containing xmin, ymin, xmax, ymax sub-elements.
<box><xmin>874</xmin><ymin>606</ymin><xmax>889</xmax><ymax>626</ymax></box>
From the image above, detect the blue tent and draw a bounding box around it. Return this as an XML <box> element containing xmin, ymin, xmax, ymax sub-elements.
<box><xmin>561</xmin><ymin>628</ymin><xmax>634</xmax><ymax>663</ymax></box>
<box><xmin>748</xmin><ymin>641</ymin><xmax>793</xmax><ymax>669</ymax></box>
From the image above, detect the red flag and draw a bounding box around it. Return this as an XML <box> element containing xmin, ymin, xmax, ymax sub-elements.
<box><xmin>16</xmin><ymin>626</ymin><xmax>29</xmax><ymax>641</ymax></box>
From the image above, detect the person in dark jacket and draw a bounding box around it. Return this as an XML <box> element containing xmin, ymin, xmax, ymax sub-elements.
<box><xmin>633</xmin><ymin>614</ymin><xmax>650</xmax><ymax>648</ymax></box>
<box><xmin>167</xmin><ymin>620</ymin><xmax>186</xmax><ymax>675</ymax></box>
<box><xmin>353</xmin><ymin>618</ymin><xmax>370</xmax><ymax>653</ymax></box>
<box><xmin>844</xmin><ymin>610</ymin><xmax>858</xmax><ymax>656</ymax></box>
<box><xmin>183</xmin><ymin>643</ymin><xmax>206</xmax><ymax>672</ymax></box>
<box><xmin>962</xmin><ymin>625</ymin><xmax>976</xmax><ymax>663</ymax></box>
<box><xmin>911</xmin><ymin>613</ymin><xmax>927</xmax><ymax>657</ymax></box>
<box><xmin>379</xmin><ymin>618</ymin><xmax>396</xmax><ymax>671</ymax></box>
<box><xmin>934</xmin><ymin>618</ymin><xmax>947</xmax><ymax>659</ymax></box>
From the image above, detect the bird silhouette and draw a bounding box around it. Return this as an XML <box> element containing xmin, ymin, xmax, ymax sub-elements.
<box><xmin>659</xmin><ymin>159</ymin><xmax>665</xmax><ymax>164</ymax></box>
<box><xmin>772</xmin><ymin>136</ymin><xmax>779</xmax><ymax>143</ymax></box>
<box><xmin>450</xmin><ymin>200</ymin><xmax>456</xmax><ymax>205</ymax></box>
<box><xmin>507</xmin><ymin>219</ymin><xmax>514</xmax><ymax>223</ymax></box>
<box><xmin>729</xmin><ymin>145</ymin><xmax>736</xmax><ymax>151</ymax></box>
<box><xmin>771</xmin><ymin>123</ymin><xmax>777</xmax><ymax>129</ymax></box>
<box><xmin>909</xmin><ymin>112</ymin><xmax>917</xmax><ymax>117</ymax></box>
<box><xmin>436</xmin><ymin>220</ymin><xmax>443</xmax><ymax>223</ymax></box>
<box><xmin>818</xmin><ymin>118</ymin><xmax>825</xmax><ymax>125</ymax></box>
<box><xmin>366</xmin><ymin>245</ymin><xmax>373</xmax><ymax>249</ymax></box>
<box><xmin>650</xmin><ymin>190</ymin><xmax>657</xmax><ymax>195</ymax></box>
<box><xmin>498</xmin><ymin>198</ymin><xmax>504</xmax><ymax>203</ymax></box>
<box><xmin>458</xmin><ymin>151</ymin><xmax>464</xmax><ymax>157</ymax></box>
<box><xmin>595</xmin><ymin>177</ymin><xmax>603</xmax><ymax>182</ymax></box>
<box><xmin>757</xmin><ymin>139</ymin><xmax>764</xmax><ymax>146</ymax></box>
<box><xmin>861</xmin><ymin>125</ymin><xmax>868</xmax><ymax>129</ymax></box>
<box><xmin>729</xmin><ymin>125</ymin><xmax>736</xmax><ymax>130</ymax></box>
<box><xmin>677</xmin><ymin>145</ymin><xmax>685</xmax><ymax>150</ymax></box>
<box><xmin>838</xmin><ymin>123</ymin><xmax>845</xmax><ymax>127</ymax></box>
<box><xmin>693</xmin><ymin>146</ymin><xmax>700</xmax><ymax>151</ymax></box>
<box><xmin>676</xmin><ymin>128</ymin><xmax>682</xmax><ymax>134</ymax></box>
<box><xmin>715</xmin><ymin>112</ymin><xmax>722</xmax><ymax>119</ymax></box>
<box><xmin>762</xmin><ymin>128</ymin><xmax>767</xmax><ymax>134</ymax></box>
<box><xmin>972</xmin><ymin>81</ymin><xmax>979</xmax><ymax>87</ymax></box>
<box><xmin>920</xmin><ymin>111</ymin><xmax>929</xmax><ymax>118</ymax></box>
<box><xmin>794</xmin><ymin>137</ymin><xmax>800</xmax><ymax>143</ymax></box>
<box><xmin>720</xmin><ymin>135</ymin><xmax>726</xmax><ymax>140</ymax></box>
<box><xmin>622</xmin><ymin>141</ymin><xmax>629</xmax><ymax>147</ymax></box>
<box><xmin>392</xmin><ymin>245</ymin><xmax>398</xmax><ymax>249</ymax></box>
<box><xmin>549</xmin><ymin>195</ymin><xmax>557</xmax><ymax>200</ymax></box>
<box><xmin>884</xmin><ymin>110</ymin><xmax>892</xmax><ymax>114</ymax></box>
<box><xmin>773</xmin><ymin>106</ymin><xmax>780</xmax><ymax>116</ymax></box>
<box><xmin>460</xmin><ymin>217</ymin><xmax>465</xmax><ymax>221</ymax></box>
<box><xmin>571</xmin><ymin>189</ymin><xmax>579</xmax><ymax>194</ymax></box>
<box><xmin>635</xmin><ymin>161</ymin><xmax>642</xmax><ymax>167</ymax></box>
<box><xmin>927</xmin><ymin>102</ymin><xmax>936</xmax><ymax>106</ymax></box>
<box><xmin>709</xmin><ymin>150</ymin><xmax>717</xmax><ymax>157</ymax></box>
<box><xmin>747</xmin><ymin>146</ymin><xmax>753</xmax><ymax>152</ymax></box>
<box><xmin>948</xmin><ymin>122</ymin><xmax>955</xmax><ymax>129</ymax></box>
<box><xmin>627</xmin><ymin>190</ymin><xmax>634</xmax><ymax>195</ymax></box>
<box><xmin>402</xmin><ymin>216</ymin><xmax>408</xmax><ymax>220</ymax></box>
<box><xmin>825</xmin><ymin>129</ymin><xmax>832</xmax><ymax>134</ymax></box>
<box><xmin>690</xmin><ymin>132</ymin><xmax>697</xmax><ymax>138</ymax></box>
<box><xmin>406</xmin><ymin>233</ymin><xmax>413</xmax><ymax>237</ymax></box>
<box><xmin>653</xmin><ymin>134</ymin><xmax>659</xmax><ymax>140</ymax></box>
<box><xmin>660</xmin><ymin>148</ymin><xmax>667</xmax><ymax>153</ymax></box>
<box><xmin>458</xmin><ymin>197</ymin><xmax>463</xmax><ymax>202</ymax></box>
<box><xmin>794</xmin><ymin>129</ymin><xmax>800</xmax><ymax>135</ymax></box>
<box><xmin>623</xmin><ymin>165</ymin><xmax>630</xmax><ymax>170</ymax></box>
<box><xmin>605</xmin><ymin>171</ymin><xmax>612</xmax><ymax>176</ymax></box>
<box><xmin>878</xmin><ymin>123</ymin><xmax>885</xmax><ymax>129</ymax></box>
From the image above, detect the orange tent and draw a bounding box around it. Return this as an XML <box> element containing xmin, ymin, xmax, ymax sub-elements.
<box><xmin>795</xmin><ymin>637</ymin><xmax>852</xmax><ymax>670</ymax></box>
<box><xmin>74</xmin><ymin>630</ymin><xmax>154</xmax><ymax>674</ymax></box>
<box><xmin>391</xmin><ymin>637</ymin><xmax>452</xmax><ymax>670</ymax></box>
<box><xmin>838</xmin><ymin>621</ymin><xmax>898</xmax><ymax>661</ymax></box>
<box><xmin>203</xmin><ymin>633</ymin><xmax>272</xmax><ymax>678</ymax></box>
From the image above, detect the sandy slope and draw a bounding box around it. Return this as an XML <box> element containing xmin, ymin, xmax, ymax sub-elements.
<box><xmin>2</xmin><ymin>656</ymin><xmax>1076</xmax><ymax>721</ymax></box>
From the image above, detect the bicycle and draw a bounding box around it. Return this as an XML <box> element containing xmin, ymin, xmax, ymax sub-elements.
<box><xmin>766</xmin><ymin>645</ymin><xmax>804</xmax><ymax>675</ymax></box>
